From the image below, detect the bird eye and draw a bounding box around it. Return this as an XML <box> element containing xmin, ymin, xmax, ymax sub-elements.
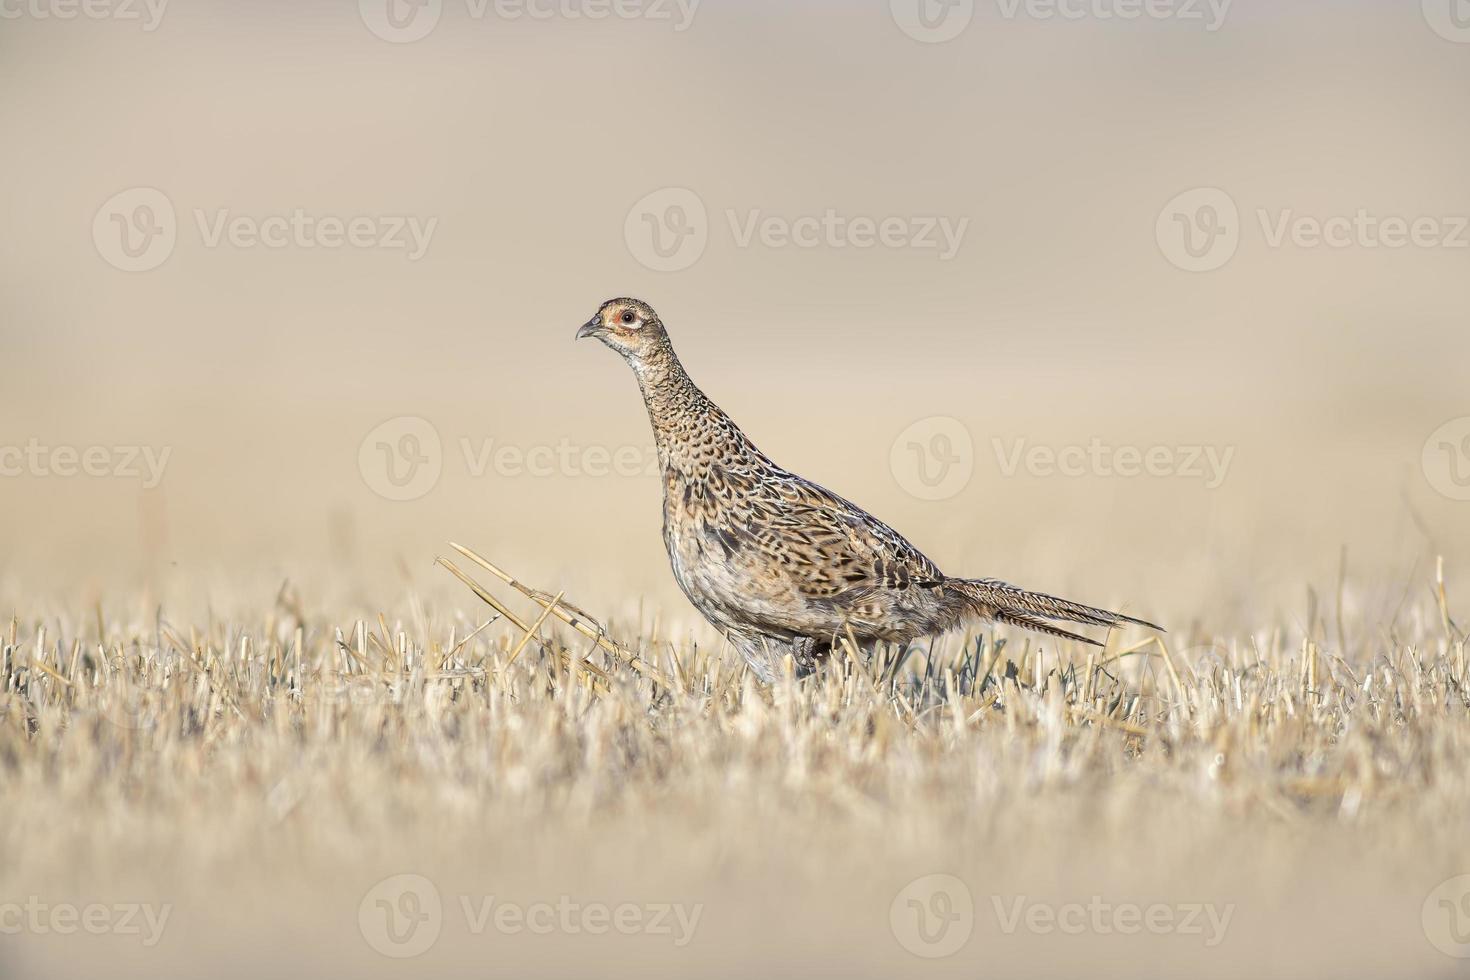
<box><xmin>620</xmin><ymin>311</ymin><xmax>636</xmax><ymax>325</ymax></box>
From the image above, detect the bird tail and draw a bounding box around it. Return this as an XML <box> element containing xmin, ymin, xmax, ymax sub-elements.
<box><xmin>947</xmin><ymin>578</ymin><xmax>1163</xmax><ymax>647</ymax></box>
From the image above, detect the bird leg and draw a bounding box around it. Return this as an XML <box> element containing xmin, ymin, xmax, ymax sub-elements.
<box><xmin>725</xmin><ymin>630</ymin><xmax>824</xmax><ymax>682</ymax></box>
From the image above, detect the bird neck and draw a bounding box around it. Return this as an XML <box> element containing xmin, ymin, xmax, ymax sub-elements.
<box><xmin>629</xmin><ymin>342</ymin><xmax>743</xmax><ymax>471</ymax></box>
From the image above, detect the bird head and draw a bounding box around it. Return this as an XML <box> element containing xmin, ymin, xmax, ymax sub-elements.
<box><xmin>575</xmin><ymin>298</ymin><xmax>668</xmax><ymax>361</ymax></box>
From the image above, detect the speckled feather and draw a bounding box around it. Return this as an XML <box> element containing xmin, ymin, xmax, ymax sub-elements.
<box><xmin>579</xmin><ymin>298</ymin><xmax>1161</xmax><ymax>682</ymax></box>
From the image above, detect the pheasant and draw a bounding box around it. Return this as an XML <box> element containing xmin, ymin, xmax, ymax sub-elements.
<box><xmin>576</xmin><ymin>298</ymin><xmax>1161</xmax><ymax>682</ymax></box>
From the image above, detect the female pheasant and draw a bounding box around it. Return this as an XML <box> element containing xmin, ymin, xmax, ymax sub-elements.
<box><xmin>577</xmin><ymin>298</ymin><xmax>1160</xmax><ymax>682</ymax></box>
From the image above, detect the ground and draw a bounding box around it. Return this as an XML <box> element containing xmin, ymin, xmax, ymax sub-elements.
<box><xmin>2</xmin><ymin>554</ymin><xmax>1467</xmax><ymax>979</ymax></box>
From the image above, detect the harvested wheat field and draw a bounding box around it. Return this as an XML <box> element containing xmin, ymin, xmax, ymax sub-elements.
<box><xmin>3</xmin><ymin>543</ymin><xmax>1469</xmax><ymax>978</ymax></box>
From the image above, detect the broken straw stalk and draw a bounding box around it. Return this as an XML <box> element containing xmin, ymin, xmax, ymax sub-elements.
<box><xmin>437</xmin><ymin>542</ymin><xmax>674</xmax><ymax>688</ymax></box>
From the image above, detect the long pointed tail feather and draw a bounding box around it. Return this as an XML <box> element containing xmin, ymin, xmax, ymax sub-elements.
<box><xmin>951</xmin><ymin>577</ymin><xmax>1163</xmax><ymax>643</ymax></box>
<box><xmin>992</xmin><ymin>610</ymin><xmax>1104</xmax><ymax>647</ymax></box>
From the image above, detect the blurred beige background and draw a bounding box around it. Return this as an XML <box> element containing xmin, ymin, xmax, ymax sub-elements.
<box><xmin>1</xmin><ymin>0</ymin><xmax>1468</xmax><ymax>631</ymax></box>
<box><xmin>4</xmin><ymin>6</ymin><xmax>1470</xmax><ymax>980</ymax></box>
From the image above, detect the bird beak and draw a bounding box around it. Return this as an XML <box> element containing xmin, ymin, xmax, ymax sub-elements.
<box><xmin>575</xmin><ymin>317</ymin><xmax>604</xmax><ymax>341</ymax></box>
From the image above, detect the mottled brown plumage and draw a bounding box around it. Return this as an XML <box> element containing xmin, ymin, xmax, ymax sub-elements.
<box><xmin>577</xmin><ymin>298</ymin><xmax>1161</xmax><ymax>682</ymax></box>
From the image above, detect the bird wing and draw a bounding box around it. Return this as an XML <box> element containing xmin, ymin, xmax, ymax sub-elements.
<box><xmin>749</xmin><ymin>472</ymin><xmax>945</xmax><ymax>601</ymax></box>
